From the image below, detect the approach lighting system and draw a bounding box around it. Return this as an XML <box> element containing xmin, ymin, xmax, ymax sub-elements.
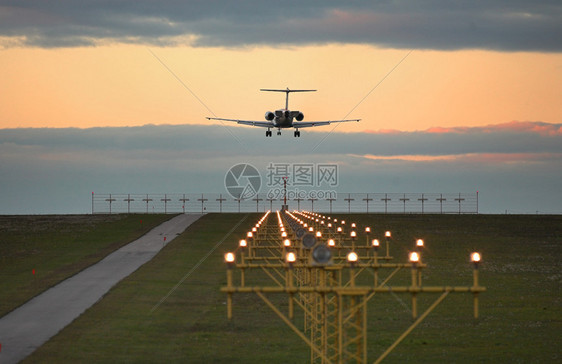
<box><xmin>347</xmin><ymin>251</ymin><xmax>358</xmax><ymax>263</ymax></box>
<box><xmin>286</xmin><ymin>251</ymin><xmax>297</xmax><ymax>264</ymax></box>
<box><xmin>471</xmin><ymin>252</ymin><xmax>481</xmax><ymax>268</ymax></box>
<box><xmin>224</xmin><ymin>252</ymin><xmax>236</xmax><ymax>267</ymax></box>
<box><xmin>221</xmin><ymin>210</ymin><xmax>487</xmax><ymax>358</ymax></box>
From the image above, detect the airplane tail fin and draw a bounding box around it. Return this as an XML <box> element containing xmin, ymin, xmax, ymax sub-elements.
<box><xmin>260</xmin><ymin>88</ymin><xmax>316</xmax><ymax>109</ymax></box>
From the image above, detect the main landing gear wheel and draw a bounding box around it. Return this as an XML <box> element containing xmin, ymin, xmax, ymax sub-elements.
<box><xmin>266</xmin><ymin>130</ymin><xmax>272</xmax><ymax>137</ymax></box>
<box><xmin>294</xmin><ymin>130</ymin><xmax>301</xmax><ymax>137</ymax></box>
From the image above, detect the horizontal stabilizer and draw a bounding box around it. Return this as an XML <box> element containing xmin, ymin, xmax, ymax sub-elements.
<box><xmin>260</xmin><ymin>88</ymin><xmax>316</xmax><ymax>93</ymax></box>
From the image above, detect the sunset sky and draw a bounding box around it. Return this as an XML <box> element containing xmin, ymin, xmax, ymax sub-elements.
<box><xmin>1</xmin><ymin>1</ymin><xmax>561</xmax><ymax>214</ymax></box>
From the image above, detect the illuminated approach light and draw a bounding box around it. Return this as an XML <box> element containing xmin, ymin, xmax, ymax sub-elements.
<box><xmin>286</xmin><ymin>252</ymin><xmax>297</xmax><ymax>263</ymax></box>
<box><xmin>225</xmin><ymin>252</ymin><xmax>235</xmax><ymax>263</ymax></box>
<box><xmin>347</xmin><ymin>252</ymin><xmax>358</xmax><ymax>263</ymax></box>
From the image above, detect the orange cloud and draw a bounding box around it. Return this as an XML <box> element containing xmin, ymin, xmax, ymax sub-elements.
<box><xmin>351</xmin><ymin>154</ymin><xmax>457</xmax><ymax>162</ymax></box>
<box><xmin>363</xmin><ymin>121</ymin><xmax>562</xmax><ymax>136</ymax></box>
<box><xmin>352</xmin><ymin>152</ymin><xmax>561</xmax><ymax>164</ymax></box>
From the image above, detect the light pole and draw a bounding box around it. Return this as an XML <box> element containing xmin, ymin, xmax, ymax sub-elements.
<box><xmin>385</xmin><ymin>231</ymin><xmax>392</xmax><ymax>258</ymax></box>
<box><xmin>161</xmin><ymin>194</ymin><xmax>171</xmax><ymax>214</ymax></box>
<box><xmin>418</xmin><ymin>194</ymin><xmax>428</xmax><ymax>214</ymax></box>
<box><xmin>124</xmin><ymin>194</ymin><xmax>134</xmax><ymax>214</ymax></box>
<box><xmin>105</xmin><ymin>194</ymin><xmax>116</xmax><ymax>214</ymax></box>
<box><xmin>216</xmin><ymin>194</ymin><xmax>226</xmax><ymax>213</ymax></box>
<box><xmin>381</xmin><ymin>194</ymin><xmax>391</xmax><ymax>214</ymax></box>
<box><xmin>437</xmin><ymin>194</ymin><xmax>446</xmax><ymax>214</ymax></box>
<box><xmin>400</xmin><ymin>194</ymin><xmax>410</xmax><ymax>214</ymax></box>
<box><xmin>409</xmin><ymin>251</ymin><xmax>420</xmax><ymax>319</ymax></box>
<box><xmin>471</xmin><ymin>252</ymin><xmax>481</xmax><ymax>318</ymax></box>
<box><xmin>345</xmin><ymin>193</ymin><xmax>355</xmax><ymax>213</ymax></box>
<box><xmin>179</xmin><ymin>194</ymin><xmax>189</xmax><ymax>214</ymax></box>
<box><xmin>198</xmin><ymin>194</ymin><xmax>208</xmax><ymax>213</ymax></box>
<box><xmin>224</xmin><ymin>252</ymin><xmax>236</xmax><ymax>320</ymax></box>
<box><xmin>363</xmin><ymin>194</ymin><xmax>373</xmax><ymax>213</ymax></box>
<box><xmin>253</xmin><ymin>194</ymin><xmax>263</xmax><ymax>212</ymax></box>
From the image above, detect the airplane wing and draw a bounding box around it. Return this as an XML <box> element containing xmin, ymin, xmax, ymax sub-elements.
<box><xmin>294</xmin><ymin>119</ymin><xmax>361</xmax><ymax>128</ymax></box>
<box><xmin>207</xmin><ymin>117</ymin><xmax>274</xmax><ymax>128</ymax></box>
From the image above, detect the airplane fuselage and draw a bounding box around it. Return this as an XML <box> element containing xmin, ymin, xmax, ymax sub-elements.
<box><xmin>272</xmin><ymin>109</ymin><xmax>293</xmax><ymax>128</ymax></box>
<box><xmin>268</xmin><ymin>108</ymin><xmax>304</xmax><ymax>129</ymax></box>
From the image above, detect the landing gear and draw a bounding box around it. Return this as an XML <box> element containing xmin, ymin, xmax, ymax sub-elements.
<box><xmin>266</xmin><ymin>129</ymin><xmax>272</xmax><ymax>137</ymax></box>
<box><xmin>277</xmin><ymin>130</ymin><xmax>282</xmax><ymax>136</ymax></box>
<box><xmin>294</xmin><ymin>130</ymin><xmax>301</xmax><ymax>137</ymax></box>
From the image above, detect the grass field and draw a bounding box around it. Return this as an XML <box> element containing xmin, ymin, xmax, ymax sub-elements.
<box><xmin>14</xmin><ymin>213</ymin><xmax>562</xmax><ymax>363</ymax></box>
<box><xmin>0</xmin><ymin>214</ymin><xmax>174</xmax><ymax>317</ymax></box>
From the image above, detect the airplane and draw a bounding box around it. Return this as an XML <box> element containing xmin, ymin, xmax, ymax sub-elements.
<box><xmin>206</xmin><ymin>88</ymin><xmax>360</xmax><ymax>137</ymax></box>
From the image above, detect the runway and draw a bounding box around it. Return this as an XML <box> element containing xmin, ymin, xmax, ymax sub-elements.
<box><xmin>0</xmin><ymin>214</ymin><xmax>203</xmax><ymax>364</ymax></box>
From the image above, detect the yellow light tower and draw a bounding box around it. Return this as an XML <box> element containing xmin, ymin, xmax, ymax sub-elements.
<box><xmin>384</xmin><ymin>231</ymin><xmax>392</xmax><ymax>258</ymax></box>
<box><xmin>350</xmin><ymin>230</ymin><xmax>357</xmax><ymax>251</ymax></box>
<box><xmin>372</xmin><ymin>239</ymin><xmax>380</xmax><ymax>286</ymax></box>
<box><xmin>239</xmin><ymin>239</ymin><xmax>247</xmax><ymax>285</ymax></box>
<box><xmin>224</xmin><ymin>252</ymin><xmax>236</xmax><ymax>320</ymax></box>
<box><xmin>409</xmin><ymin>251</ymin><xmax>420</xmax><ymax>318</ymax></box>
<box><xmin>471</xmin><ymin>252</ymin><xmax>481</xmax><ymax>318</ymax></box>
<box><xmin>247</xmin><ymin>231</ymin><xmax>254</xmax><ymax>257</ymax></box>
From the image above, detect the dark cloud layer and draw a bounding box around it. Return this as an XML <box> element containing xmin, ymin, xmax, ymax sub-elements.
<box><xmin>1</xmin><ymin>122</ymin><xmax>561</xmax><ymax>214</ymax></box>
<box><xmin>2</xmin><ymin>121</ymin><xmax>561</xmax><ymax>157</ymax></box>
<box><xmin>1</xmin><ymin>1</ymin><xmax>561</xmax><ymax>51</ymax></box>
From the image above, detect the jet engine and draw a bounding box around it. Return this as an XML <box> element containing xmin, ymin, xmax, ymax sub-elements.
<box><xmin>295</xmin><ymin>112</ymin><xmax>304</xmax><ymax>121</ymax></box>
<box><xmin>265</xmin><ymin>111</ymin><xmax>275</xmax><ymax>121</ymax></box>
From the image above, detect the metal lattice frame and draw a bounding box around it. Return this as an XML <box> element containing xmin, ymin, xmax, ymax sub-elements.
<box><xmin>222</xmin><ymin>210</ymin><xmax>485</xmax><ymax>363</ymax></box>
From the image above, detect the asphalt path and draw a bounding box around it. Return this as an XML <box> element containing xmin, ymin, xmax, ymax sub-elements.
<box><xmin>0</xmin><ymin>214</ymin><xmax>202</xmax><ymax>363</ymax></box>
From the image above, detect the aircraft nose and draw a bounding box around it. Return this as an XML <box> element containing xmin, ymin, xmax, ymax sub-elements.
<box><xmin>284</xmin><ymin>110</ymin><xmax>290</xmax><ymax>118</ymax></box>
